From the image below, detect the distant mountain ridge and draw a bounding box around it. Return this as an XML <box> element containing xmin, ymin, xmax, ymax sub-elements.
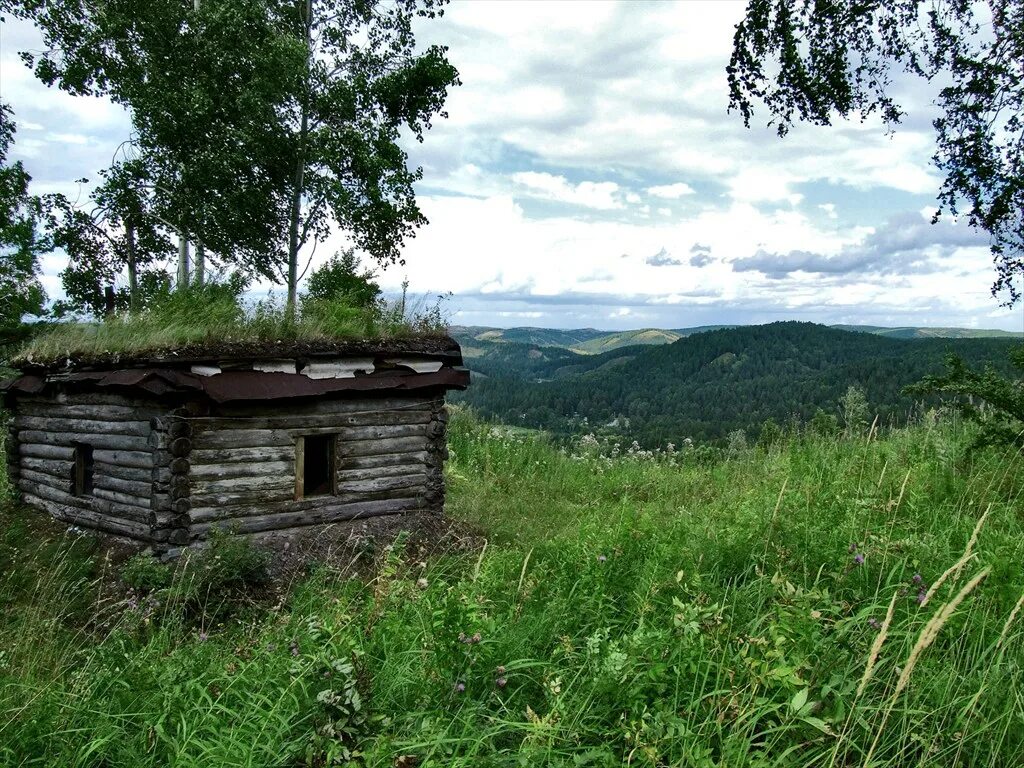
<box><xmin>451</xmin><ymin>323</ymin><xmax>1022</xmax><ymax>356</ymax></box>
<box><xmin>452</xmin><ymin>321</ymin><xmax>1023</xmax><ymax>445</ymax></box>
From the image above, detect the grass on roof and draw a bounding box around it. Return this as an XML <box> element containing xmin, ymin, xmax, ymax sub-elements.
<box><xmin>13</xmin><ymin>286</ymin><xmax>449</xmax><ymax>365</ymax></box>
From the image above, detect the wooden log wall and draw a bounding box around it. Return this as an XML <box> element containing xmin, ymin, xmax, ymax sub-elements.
<box><xmin>10</xmin><ymin>394</ymin><xmax>164</xmax><ymax>543</ymax></box>
<box><xmin>186</xmin><ymin>395</ymin><xmax>450</xmax><ymax>538</ymax></box>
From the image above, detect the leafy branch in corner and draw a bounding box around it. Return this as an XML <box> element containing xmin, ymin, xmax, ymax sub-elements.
<box><xmin>904</xmin><ymin>347</ymin><xmax>1024</xmax><ymax>447</ymax></box>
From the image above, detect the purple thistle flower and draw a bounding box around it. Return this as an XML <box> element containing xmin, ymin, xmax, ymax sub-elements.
<box><xmin>198</xmin><ymin>631</ymin><xmax>209</xmax><ymax>642</ymax></box>
<box><xmin>472</xmin><ymin>632</ymin><xmax>481</xmax><ymax>644</ymax></box>
<box><xmin>853</xmin><ymin>553</ymin><xmax>865</xmax><ymax>565</ymax></box>
<box><xmin>867</xmin><ymin>618</ymin><xmax>881</xmax><ymax>630</ymax></box>
<box><xmin>912</xmin><ymin>573</ymin><xmax>923</xmax><ymax>584</ymax></box>
<box><xmin>848</xmin><ymin>543</ymin><xmax>858</xmax><ymax>553</ymax></box>
<box><xmin>917</xmin><ymin>589</ymin><xmax>928</xmax><ymax>605</ymax></box>
<box><xmin>496</xmin><ymin>676</ymin><xmax>507</xmax><ymax>688</ymax></box>
<box><xmin>453</xmin><ymin>681</ymin><xmax>466</xmax><ymax>693</ymax></box>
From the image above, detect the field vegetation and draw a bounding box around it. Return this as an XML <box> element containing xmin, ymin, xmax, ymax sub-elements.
<box><xmin>1</xmin><ymin>406</ymin><xmax>1022</xmax><ymax>766</ymax></box>
<box><xmin>12</xmin><ymin>270</ymin><xmax>448</xmax><ymax>366</ymax></box>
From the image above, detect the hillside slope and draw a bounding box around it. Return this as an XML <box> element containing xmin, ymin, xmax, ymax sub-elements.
<box><xmin>455</xmin><ymin>321</ymin><xmax>1022</xmax><ymax>444</ymax></box>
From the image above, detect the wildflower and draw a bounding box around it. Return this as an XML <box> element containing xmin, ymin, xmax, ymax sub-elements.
<box><xmin>453</xmin><ymin>681</ymin><xmax>466</xmax><ymax>693</ymax></box>
<box><xmin>472</xmin><ymin>632</ymin><xmax>481</xmax><ymax>644</ymax></box>
<box><xmin>290</xmin><ymin>642</ymin><xmax>300</xmax><ymax>657</ymax></box>
<box><xmin>917</xmin><ymin>589</ymin><xmax>927</xmax><ymax>605</ymax></box>
<box><xmin>266</xmin><ymin>643</ymin><xmax>277</xmax><ymax>652</ymax></box>
<box><xmin>495</xmin><ymin>676</ymin><xmax>507</xmax><ymax>688</ymax></box>
<box><xmin>853</xmin><ymin>553</ymin><xmax>865</xmax><ymax>565</ymax></box>
<box><xmin>848</xmin><ymin>543</ymin><xmax>858</xmax><ymax>553</ymax></box>
<box><xmin>198</xmin><ymin>631</ymin><xmax>209</xmax><ymax>642</ymax></box>
<box><xmin>416</xmin><ymin>577</ymin><xmax>429</xmax><ymax>590</ymax></box>
<box><xmin>912</xmin><ymin>573</ymin><xmax>923</xmax><ymax>584</ymax></box>
<box><xmin>867</xmin><ymin>618</ymin><xmax>881</xmax><ymax>630</ymax></box>
<box><xmin>597</xmin><ymin>554</ymin><xmax>607</xmax><ymax>563</ymax></box>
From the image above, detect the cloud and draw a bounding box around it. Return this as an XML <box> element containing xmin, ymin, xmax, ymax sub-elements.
<box><xmin>732</xmin><ymin>211</ymin><xmax>986</xmax><ymax>279</ymax></box>
<box><xmin>647</xmin><ymin>182</ymin><xmax>695</xmax><ymax>199</ymax></box>
<box><xmin>646</xmin><ymin>247</ymin><xmax>682</xmax><ymax>267</ymax></box>
<box><xmin>690</xmin><ymin>252</ymin><xmax>714</xmax><ymax>268</ymax></box>
<box><xmin>511</xmin><ymin>171</ymin><xmax>622</xmax><ymax>209</ymax></box>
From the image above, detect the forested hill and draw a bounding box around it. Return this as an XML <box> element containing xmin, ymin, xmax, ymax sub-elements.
<box><xmin>452</xmin><ymin>321</ymin><xmax>1022</xmax><ymax>445</ymax></box>
<box><xmin>452</xmin><ymin>323</ymin><xmax>1020</xmax><ymax>356</ymax></box>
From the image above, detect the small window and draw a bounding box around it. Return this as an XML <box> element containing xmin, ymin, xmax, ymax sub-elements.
<box><xmin>72</xmin><ymin>443</ymin><xmax>94</xmax><ymax>496</ymax></box>
<box><xmin>295</xmin><ymin>434</ymin><xmax>337</xmax><ymax>500</ymax></box>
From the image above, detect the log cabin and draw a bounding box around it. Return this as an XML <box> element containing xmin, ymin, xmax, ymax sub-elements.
<box><xmin>1</xmin><ymin>337</ymin><xmax>469</xmax><ymax>553</ymax></box>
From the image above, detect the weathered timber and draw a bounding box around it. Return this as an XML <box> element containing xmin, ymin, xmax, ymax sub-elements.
<box><xmin>189</xmin><ymin>496</ymin><xmax>424</xmax><ymax>535</ymax></box>
<box><xmin>337</xmin><ymin>450</ymin><xmax>430</xmax><ymax>470</ymax></box>
<box><xmin>169</xmin><ymin>438</ymin><xmax>192</xmax><ymax>457</ymax></box>
<box><xmin>191</xmin><ymin>422</ymin><xmax>426</xmax><ymax>451</ymax></box>
<box><xmin>168</xmin><ymin>421</ymin><xmax>192</xmax><ymax>439</ymax></box>
<box><xmin>18</xmin><ymin>429</ymin><xmax>150</xmax><ymax>452</ymax></box>
<box><xmin>191</xmin><ymin>474</ymin><xmax>293</xmax><ymax>496</ymax></box>
<box><xmin>337</xmin><ymin>463</ymin><xmax>430</xmax><ymax>482</ymax></box>
<box><xmin>92</xmin><ymin>485</ymin><xmax>151</xmax><ymax>510</ymax></box>
<box><xmin>190</xmin><ymin>460</ymin><xmax>292</xmax><ymax>481</ymax></box>
<box><xmin>190</xmin><ymin>409</ymin><xmax>432</xmax><ymax>431</ymax></box>
<box><xmin>337</xmin><ymin>435</ymin><xmax>426</xmax><ymax>457</ymax></box>
<box><xmin>19</xmin><ymin>474</ymin><xmax>152</xmax><ymax>523</ymax></box>
<box><xmin>93</xmin><ymin>449</ymin><xmax>153</xmax><ymax>469</ymax></box>
<box><xmin>217</xmin><ymin>396</ymin><xmax>440</xmax><ymax>418</ymax></box>
<box><xmin>14</xmin><ymin>415</ymin><xmax>152</xmax><ymax>437</ymax></box>
<box><xmin>190</xmin><ymin>477</ymin><xmax>425</xmax><ymax>514</ymax></box>
<box><xmin>93</xmin><ymin>474</ymin><xmax>152</xmax><ymax>498</ymax></box>
<box><xmin>169</xmin><ymin>458</ymin><xmax>191</xmax><ymax>474</ymax></box>
<box><xmin>16</xmin><ymin>395</ymin><xmax>162</xmax><ymax>413</ymax></box>
<box><xmin>31</xmin><ymin>496</ymin><xmax>152</xmax><ymax>539</ymax></box>
<box><xmin>190</xmin><ymin>447</ymin><xmax>290</xmax><ymax>465</ymax></box>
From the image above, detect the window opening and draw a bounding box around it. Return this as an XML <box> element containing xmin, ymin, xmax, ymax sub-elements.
<box><xmin>296</xmin><ymin>434</ymin><xmax>337</xmax><ymax>499</ymax></box>
<box><xmin>72</xmin><ymin>443</ymin><xmax>94</xmax><ymax>496</ymax></box>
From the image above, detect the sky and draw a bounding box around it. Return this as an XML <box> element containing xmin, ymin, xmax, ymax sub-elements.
<box><xmin>2</xmin><ymin>0</ymin><xmax>1022</xmax><ymax>332</ymax></box>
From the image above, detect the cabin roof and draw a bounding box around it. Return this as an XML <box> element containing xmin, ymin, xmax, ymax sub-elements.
<box><xmin>1</xmin><ymin>336</ymin><xmax>468</xmax><ymax>403</ymax></box>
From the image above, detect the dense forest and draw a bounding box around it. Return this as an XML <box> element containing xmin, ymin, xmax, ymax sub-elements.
<box><xmin>453</xmin><ymin>322</ymin><xmax>1022</xmax><ymax>445</ymax></box>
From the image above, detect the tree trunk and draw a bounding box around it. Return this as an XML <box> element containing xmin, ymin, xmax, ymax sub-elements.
<box><xmin>126</xmin><ymin>221</ymin><xmax>139</xmax><ymax>312</ymax></box>
<box><xmin>195</xmin><ymin>241</ymin><xmax>205</xmax><ymax>286</ymax></box>
<box><xmin>177</xmin><ymin>231</ymin><xmax>191</xmax><ymax>291</ymax></box>
<box><xmin>286</xmin><ymin>0</ymin><xmax>314</xmax><ymax>319</ymax></box>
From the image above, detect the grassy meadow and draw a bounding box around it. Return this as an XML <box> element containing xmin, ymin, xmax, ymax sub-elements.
<box><xmin>1</xmin><ymin>408</ymin><xmax>1023</xmax><ymax>766</ymax></box>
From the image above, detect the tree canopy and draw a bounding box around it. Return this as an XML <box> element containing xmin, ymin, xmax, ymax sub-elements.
<box><xmin>5</xmin><ymin>0</ymin><xmax>458</xmax><ymax>315</ymax></box>
<box><xmin>0</xmin><ymin>104</ymin><xmax>47</xmax><ymax>330</ymax></box>
<box><xmin>729</xmin><ymin>0</ymin><xmax>1023</xmax><ymax>304</ymax></box>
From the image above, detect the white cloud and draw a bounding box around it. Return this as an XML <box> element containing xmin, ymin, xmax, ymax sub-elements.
<box><xmin>511</xmin><ymin>171</ymin><xmax>622</xmax><ymax>209</ymax></box>
<box><xmin>647</xmin><ymin>182</ymin><xmax>696</xmax><ymax>199</ymax></box>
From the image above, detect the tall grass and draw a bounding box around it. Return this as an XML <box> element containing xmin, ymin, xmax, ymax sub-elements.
<box><xmin>14</xmin><ymin>283</ymin><xmax>449</xmax><ymax>364</ymax></box>
<box><xmin>1</xmin><ymin>410</ymin><xmax>1022</xmax><ymax>766</ymax></box>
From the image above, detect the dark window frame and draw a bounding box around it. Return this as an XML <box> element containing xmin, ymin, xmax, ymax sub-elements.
<box><xmin>294</xmin><ymin>433</ymin><xmax>338</xmax><ymax>500</ymax></box>
<box><xmin>71</xmin><ymin>443</ymin><xmax>94</xmax><ymax>496</ymax></box>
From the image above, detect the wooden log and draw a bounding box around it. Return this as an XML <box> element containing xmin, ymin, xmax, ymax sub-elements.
<box><xmin>190</xmin><ymin>460</ymin><xmax>291</xmax><ymax>481</ymax></box>
<box><xmin>28</xmin><ymin>496</ymin><xmax>153</xmax><ymax>540</ymax></box>
<box><xmin>215</xmin><ymin>396</ymin><xmax>438</xmax><ymax>418</ymax></box>
<box><xmin>96</xmin><ymin>461</ymin><xmax>154</xmax><ymax>484</ymax></box>
<box><xmin>189</xmin><ymin>496</ymin><xmax>423</xmax><ymax>535</ymax></box>
<box><xmin>21</xmin><ymin>456</ymin><xmax>72</xmax><ymax>479</ymax></box>
<box><xmin>192</xmin><ymin>429</ymin><xmax>280</xmax><ymax>450</ymax></box>
<box><xmin>19</xmin><ymin>392</ymin><xmax>164</xmax><ymax>408</ymax></box>
<box><xmin>93</xmin><ymin>473</ymin><xmax>152</xmax><ymax>498</ymax></box>
<box><xmin>19</xmin><ymin>429</ymin><xmax>150</xmax><ymax>452</ymax></box>
<box><xmin>92</xmin><ymin>485</ymin><xmax>150</xmax><ymax>510</ymax></box>
<box><xmin>13</xmin><ymin>415</ymin><xmax>152</xmax><ymax>437</ymax></box>
<box><xmin>14</xmin><ymin>402</ymin><xmax>159</xmax><ymax>420</ymax></box>
<box><xmin>18</xmin><ymin>443</ymin><xmax>75</xmax><ymax>460</ymax></box>
<box><xmin>19</xmin><ymin>472</ymin><xmax>152</xmax><ymax>523</ymax></box>
<box><xmin>190</xmin><ymin>446</ymin><xmax>290</xmax><ymax>465</ymax></box>
<box><xmin>337</xmin><ymin>463</ymin><xmax>428</xmax><ymax>482</ymax></box>
<box><xmin>190</xmin><ymin>409</ymin><xmax>432</xmax><ymax>431</ymax></box>
<box><xmin>193</xmin><ymin>423</ymin><xmax>426</xmax><ymax>450</ymax></box>
<box><xmin>168</xmin><ymin>421</ymin><xmax>192</xmax><ymax>439</ymax></box>
<box><xmin>338</xmin><ymin>436</ymin><xmax>426</xmax><ymax>457</ymax></box>
<box><xmin>338</xmin><ymin>450</ymin><xmax>430</xmax><ymax>470</ymax></box>
<box><xmin>93</xmin><ymin>448</ymin><xmax>153</xmax><ymax>469</ymax></box>
<box><xmin>190</xmin><ymin>479</ymin><xmax>424</xmax><ymax>516</ymax></box>
<box><xmin>190</xmin><ymin>474</ymin><xmax>293</xmax><ymax>496</ymax></box>
<box><xmin>337</xmin><ymin>473</ymin><xmax>426</xmax><ymax>495</ymax></box>
<box><xmin>169</xmin><ymin>437</ymin><xmax>192</xmax><ymax>457</ymax></box>
<box><xmin>170</xmin><ymin>458</ymin><xmax>191</xmax><ymax>474</ymax></box>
